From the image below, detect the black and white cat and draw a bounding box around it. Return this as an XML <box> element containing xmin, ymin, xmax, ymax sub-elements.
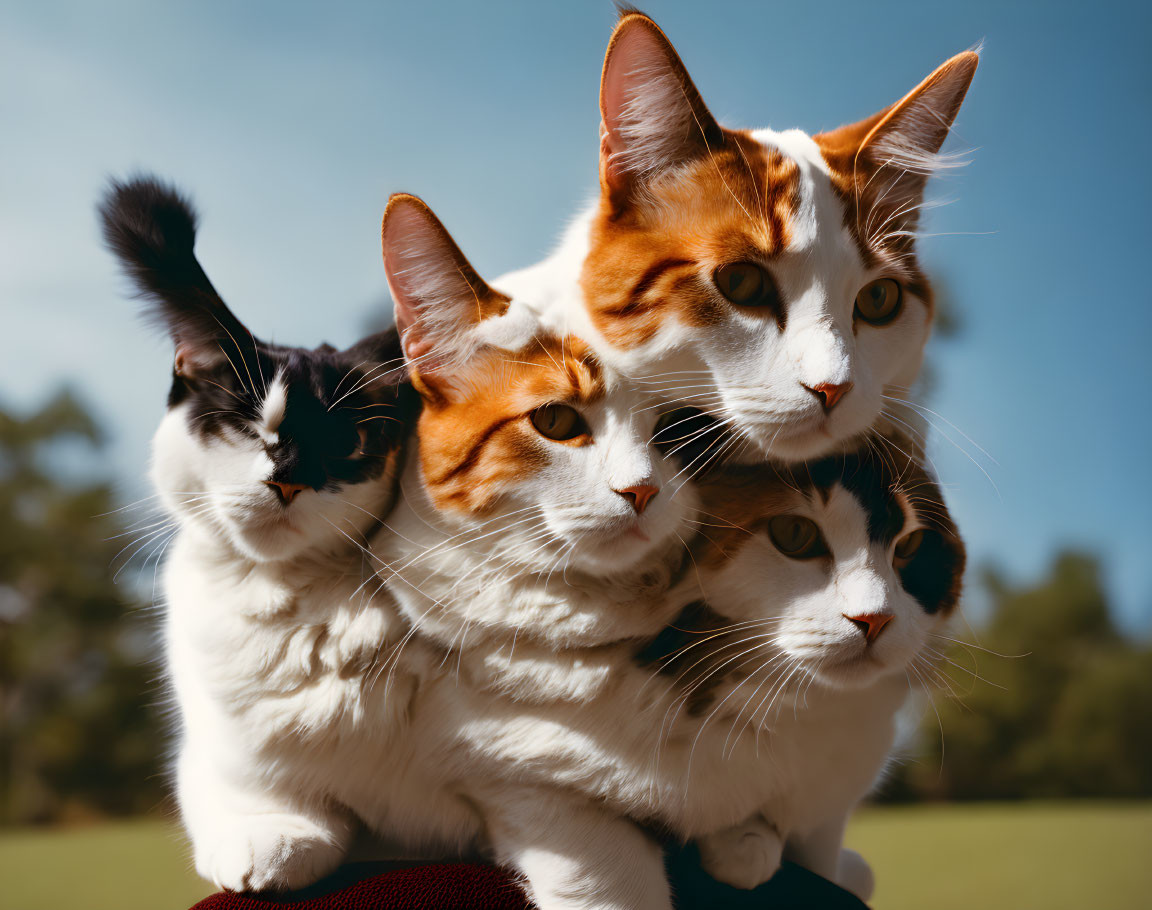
<box><xmin>100</xmin><ymin>177</ymin><xmax>419</xmax><ymax>890</ymax></box>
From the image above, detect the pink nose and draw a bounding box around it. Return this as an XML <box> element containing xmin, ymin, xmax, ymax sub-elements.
<box><xmin>615</xmin><ymin>484</ymin><xmax>659</xmax><ymax>515</ymax></box>
<box><xmin>264</xmin><ymin>481</ymin><xmax>308</xmax><ymax>505</ymax></box>
<box><xmin>805</xmin><ymin>381</ymin><xmax>853</xmax><ymax>412</ymax></box>
<box><xmin>844</xmin><ymin>612</ymin><xmax>893</xmax><ymax>643</ymax></box>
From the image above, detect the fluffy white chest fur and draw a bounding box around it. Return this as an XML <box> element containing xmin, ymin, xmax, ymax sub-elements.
<box><xmin>165</xmin><ymin>525</ymin><xmax>427</xmax><ymax>890</ymax></box>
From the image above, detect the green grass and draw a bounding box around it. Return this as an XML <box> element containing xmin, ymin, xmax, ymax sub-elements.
<box><xmin>847</xmin><ymin>802</ymin><xmax>1152</xmax><ymax>910</ymax></box>
<box><xmin>0</xmin><ymin>803</ymin><xmax>1149</xmax><ymax>909</ymax></box>
<box><xmin>0</xmin><ymin>817</ymin><xmax>211</xmax><ymax>910</ymax></box>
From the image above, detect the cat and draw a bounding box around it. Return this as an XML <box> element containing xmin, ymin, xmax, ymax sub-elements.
<box><xmin>99</xmin><ymin>176</ymin><xmax>420</xmax><ymax>890</ymax></box>
<box><xmin>374</xmin><ymin>196</ymin><xmax>966</xmax><ymax>909</ymax></box>
<box><xmin>496</xmin><ymin>10</ymin><xmax>979</xmax><ymax>464</ymax></box>
<box><xmin>374</xmin><ymin>193</ymin><xmax>699</xmax><ymax>652</ymax></box>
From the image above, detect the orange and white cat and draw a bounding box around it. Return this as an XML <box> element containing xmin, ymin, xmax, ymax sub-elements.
<box><xmin>497</xmin><ymin>10</ymin><xmax>978</xmax><ymax>463</ymax></box>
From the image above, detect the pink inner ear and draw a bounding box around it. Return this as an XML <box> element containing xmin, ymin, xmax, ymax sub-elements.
<box><xmin>601</xmin><ymin>25</ymin><xmax>652</xmax><ymax>161</ymax></box>
<box><xmin>599</xmin><ymin>126</ymin><xmax>627</xmax><ymax>198</ymax></box>
<box><xmin>401</xmin><ymin>331</ymin><xmax>435</xmax><ymax>365</ymax></box>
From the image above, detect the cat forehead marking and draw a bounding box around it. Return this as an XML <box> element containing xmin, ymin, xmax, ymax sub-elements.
<box><xmin>257</xmin><ymin>375</ymin><xmax>288</xmax><ymax>444</ymax></box>
<box><xmin>582</xmin><ymin>127</ymin><xmax>807</xmax><ymax>349</ymax></box>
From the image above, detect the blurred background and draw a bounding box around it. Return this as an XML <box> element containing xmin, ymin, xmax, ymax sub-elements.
<box><xmin>1</xmin><ymin>0</ymin><xmax>1149</xmax><ymax>908</ymax></box>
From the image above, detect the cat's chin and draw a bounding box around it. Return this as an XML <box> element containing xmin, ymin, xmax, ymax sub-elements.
<box><xmin>735</xmin><ymin>412</ymin><xmax>872</xmax><ymax>464</ymax></box>
<box><xmin>805</xmin><ymin>652</ymin><xmax>898</xmax><ymax>690</ymax></box>
<box><xmin>210</xmin><ymin>512</ymin><xmax>322</xmax><ymax>563</ymax></box>
<box><xmin>566</xmin><ymin>527</ymin><xmax>680</xmax><ymax>576</ymax></box>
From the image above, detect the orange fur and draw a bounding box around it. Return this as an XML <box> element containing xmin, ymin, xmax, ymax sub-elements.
<box><xmin>415</xmin><ymin>335</ymin><xmax>604</xmax><ymax>513</ymax></box>
<box><xmin>582</xmin><ymin>130</ymin><xmax>801</xmax><ymax>350</ymax></box>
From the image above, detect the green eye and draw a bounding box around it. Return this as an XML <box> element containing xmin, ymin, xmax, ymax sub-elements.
<box><xmin>767</xmin><ymin>515</ymin><xmax>829</xmax><ymax>559</ymax></box>
<box><xmin>529</xmin><ymin>404</ymin><xmax>587</xmax><ymax>441</ymax></box>
<box><xmin>714</xmin><ymin>262</ymin><xmax>776</xmax><ymax>307</ymax></box>
<box><xmin>893</xmin><ymin>529</ymin><xmax>924</xmax><ymax>566</ymax></box>
<box><xmin>854</xmin><ymin>278</ymin><xmax>902</xmax><ymax>325</ymax></box>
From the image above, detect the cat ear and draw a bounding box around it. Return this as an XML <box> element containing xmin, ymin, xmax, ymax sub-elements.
<box><xmin>99</xmin><ymin>175</ymin><xmax>259</xmax><ymax>378</ymax></box>
<box><xmin>599</xmin><ymin>11</ymin><xmax>723</xmax><ymax>212</ymax></box>
<box><xmin>815</xmin><ymin>51</ymin><xmax>979</xmax><ymax>236</ymax></box>
<box><xmin>380</xmin><ymin>193</ymin><xmax>508</xmax><ymax>370</ymax></box>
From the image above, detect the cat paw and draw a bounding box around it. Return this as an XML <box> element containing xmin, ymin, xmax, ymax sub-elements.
<box><xmin>194</xmin><ymin>813</ymin><xmax>347</xmax><ymax>892</ymax></box>
<box><xmin>836</xmin><ymin>847</ymin><xmax>875</xmax><ymax>901</ymax></box>
<box><xmin>697</xmin><ymin>817</ymin><xmax>783</xmax><ymax>891</ymax></box>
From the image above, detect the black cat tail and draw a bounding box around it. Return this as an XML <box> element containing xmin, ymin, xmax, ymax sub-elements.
<box><xmin>98</xmin><ymin>174</ymin><xmax>256</xmax><ymax>359</ymax></box>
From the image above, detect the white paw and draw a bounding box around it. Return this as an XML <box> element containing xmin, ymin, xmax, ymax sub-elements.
<box><xmin>698</xmin><ymin>817</ymin><xmax>783</xmax><ymax>891</ymax></box>
<box><xmin>836</xmin><ymin>847</ymin><xmax>875</xmax><ymax>901</ymax></box>
<box><xmin>194</xmin><ymin>813</ymin><xmax>347</xmax><ymax>892</ymax></box>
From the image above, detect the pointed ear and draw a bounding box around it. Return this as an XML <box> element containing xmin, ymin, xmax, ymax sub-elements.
<box><xmin>599</xmin><ymin>12</ymin><xmax>723</xmax><ymax>212</ymax></box>
<box><xmin>99</xmin><ymin>175</ymin><xmax>259</xmax><ymax>378</ymax></box>
<box><xmin>816</xmin><ymin>51</ymin><xmax>978</xmax><ymax>237</ymax></box>
<box><xmin>380</xmin><ymin>193</ymin><xmax>508</xmax><ymax>370</ymax></box>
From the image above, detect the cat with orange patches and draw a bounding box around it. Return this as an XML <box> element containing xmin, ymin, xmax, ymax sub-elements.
<box><xmin>376</xmin><ymin>193</ymin><xmax>697</xmax><ymax>648</ymax></box>
<box><xmin>497</xmin><ymin>10</ymin><xmax>978</xmax><ymax>463</ymax></box>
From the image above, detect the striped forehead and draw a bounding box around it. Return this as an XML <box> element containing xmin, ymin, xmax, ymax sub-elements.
<box><xmin>456</xmin><ymin>334</ymin><xmax>604</xmax><ymax>405</ymax></box>
<box><xmin>749</xmin><ymin>127</ymin><xmax>854</xmax><ymax>255</ymax></box>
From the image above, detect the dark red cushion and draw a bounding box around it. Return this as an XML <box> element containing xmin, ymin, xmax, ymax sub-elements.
<box><xmin>190</xmin><ymin>862</ymin><xmax>530</xmax><ymax>910</ymax></box>
<box><xmin>189</xmin><ymin>854</ymin><xmax>870</xmax><ymax>910</ymax></box>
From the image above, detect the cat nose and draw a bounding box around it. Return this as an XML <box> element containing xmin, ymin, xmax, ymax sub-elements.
<box><xmin>843</xmin><ymin>612</ymin><xmax>893</xmax><ymax>643</ymax></box>
<box><xmin>615</xmin><ymin>484</ymin><xmax>658</xmax><ymax>515</ymax></box>
<box><xmin>804</xmin><ymin>381</ymin><xmax>853</xmax><ymax>413</ymax></box>
<box><xmin>264</xmin><ymin>481</ymin><xmax>308</xmax><ymax>505</ymax></box>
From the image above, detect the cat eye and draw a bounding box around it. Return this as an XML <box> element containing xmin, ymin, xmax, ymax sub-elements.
<box><xmin>893</xmin><ymin>529</ymin><xmax>924</xmax><ymax>567</ymax></box>
<box><xmin>329</xmin><ymin>424</ymin><xmax>364</xmax><ymax>460</ymax></box>
<box><xmin>714</xmin><ymin>262</ymin><xmax>777</xmax><ymax>308</ymax></box>
<box><xmin>854</xmin><ymin>278</ymin><xmax>902</xmax><ymax>325</ymax></box>
<box><xmin>767</xmin><ymin>515</ymin><xmax>829</xmax><ymax>560</ymax></box>
<box><xmin>529</xmin><ymin>404</ymin><xmax>588</xmax><ymax>442</ymax></box>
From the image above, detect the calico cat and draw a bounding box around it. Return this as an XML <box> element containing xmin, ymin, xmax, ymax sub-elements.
<box><xmin>373</xmin><ymin>197</ymin><xmax>965</xmax><ymax>909</ymax></box>
<box><xmin>100</xmin><ymin>177</ymin><xmax>419</xmax><ymax>890</ymax></box>
<box><xmin>497</xmin><ymin>10</ymin><xmax>978</xmax><ymax>463</ymax></box>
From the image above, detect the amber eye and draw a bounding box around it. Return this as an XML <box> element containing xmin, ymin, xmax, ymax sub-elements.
<box><xmin>529</xmin><ymin>404</ymin><xmax>587</xmax><ymax>441</ymax></box>
<box><xmin>714</xmin><ymin>262</ymin><xmax>775</xmax><ymax>307</ymax></box>
<box><xmin>767</xmin><ymin>515</ymin><xmax>829</xmax><ymax>560</ymax></box>
<box><xmin>854</xmin><ymin>278</ymin><xmax>902</xmax><ymax>325</ymax></box>
<box><xmin>893</xmin><ymin>529</ymin><xmax>924</xmax><ymax>566</ymax></box>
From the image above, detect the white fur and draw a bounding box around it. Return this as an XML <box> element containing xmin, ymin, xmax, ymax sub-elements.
<box><xmin>156</xmin><ymin>397</ymin><xmax>425</xmax><ymax>891</ymax></box>
<box><xmin>164</xmin><ymin>363</ymin><xmax>940</xmax><ymax>905</ymax></box>
<box><xmin>351</xmin><ymin>459</ymin><xmax>950</xmax><ymax>908</ymax></box>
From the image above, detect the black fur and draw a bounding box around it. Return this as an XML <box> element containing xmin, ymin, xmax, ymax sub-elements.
<box><xmin>99</xmin><ymin>173</ymin><xmax>418</xmax><ymax>495</ymax></box>
<box><xmin>792</xmin><ymin>443</ymin><xmax>966</xmax><ymax>615</ymax></box>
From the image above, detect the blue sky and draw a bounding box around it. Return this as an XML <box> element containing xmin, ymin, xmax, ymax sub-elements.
<box><xmin>3</xmin><ymin>0</ymin><xmax>1150</xmax><ymax>633</ymax></box>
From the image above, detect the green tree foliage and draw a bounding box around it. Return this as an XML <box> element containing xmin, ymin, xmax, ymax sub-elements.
<box><xmin>0</xmin><ymin>391</ymin><xmax>165</xmax><ymax>824</ymax></box>
<box><xmin>889</xmin><ymin>551</ymin><xmax>1152</xmax><ymax>800</ymax></box>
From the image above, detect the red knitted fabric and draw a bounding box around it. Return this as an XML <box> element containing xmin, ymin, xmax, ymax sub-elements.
<box><xmin>190</xmin><ymin>863</ymin><xmax>531</xmax><ymax>910</ymax></box>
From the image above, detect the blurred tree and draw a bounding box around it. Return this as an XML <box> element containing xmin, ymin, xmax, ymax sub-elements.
<box><xmin>0</xmin><ymin>390</ymin><xmax>164</xmax><ymax>825</ymax></box>
<box><xmin>885</xmin><ymin>551</ymin><xmax>1152</xmax><ymax>801</ymax></box>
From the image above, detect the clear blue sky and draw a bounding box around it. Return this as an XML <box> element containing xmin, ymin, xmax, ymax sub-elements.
<box><xmin>3</xmin><ymin>0</ymin><xmax>1150</xmax><ymax>633</ymax></box>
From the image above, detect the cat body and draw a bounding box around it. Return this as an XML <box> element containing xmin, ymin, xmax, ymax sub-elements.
<box><xmin>101</xmin><ymin>177</ymin><xmax>423</xmax><ymax>890</ymax></box>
